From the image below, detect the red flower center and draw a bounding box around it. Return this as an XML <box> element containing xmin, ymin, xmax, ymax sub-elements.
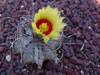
<box><xmin>36</xmin><ymin>19</ymin><xmax>52</xmax><ymax>35</ymax></box>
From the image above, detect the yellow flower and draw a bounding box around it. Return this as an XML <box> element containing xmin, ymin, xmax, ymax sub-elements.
<box><xmin>32</xmin><ymin>6</ymin><xmax>66</xmax><ymax>44</ymax></box>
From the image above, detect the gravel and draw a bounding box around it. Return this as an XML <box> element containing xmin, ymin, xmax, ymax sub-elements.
<box><xmin>6</xmin><ymin>55</ymin><xmax>11</xmax><ymax>62</ymax></box>
<box><xmin>0</xmin><ymin>0</ymin><xmax>100</xmax><ymax>75</ymax></box>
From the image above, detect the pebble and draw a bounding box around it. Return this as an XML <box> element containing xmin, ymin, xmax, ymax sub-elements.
<box><xmin>88</xmin><ymin>26</ymin><xmax>92</xmax><ymax>30</ymax></box>
<box><xmin>97</xmin><ymin>65</ymin><xmax>100</xmax><ymax>67</ymax></box>
<box><xmin>6</xmin><ymin>55</ymin><xmax>11</xmax><ymax>62</ymax></box>
<box><xmin>0</xmin><ymin>72</ymin><xmax>6</xmax><ymax>75</ymax></box>
<box><xmin>0</xmin><ymin>47</ymin><xmax>4</xmax><ymax>53</ymax></box>
<box><xmin>21</xmin><ymin>5</ymin><xmax>24</xmax><ymax>8</ymax></box>
<box><xmin>95</xmin><ymin>24</ymin><xmax>98</xmax><ymax>26</ymax></box>
<box><xmin>0</xmin><ymin>14</ymin><xmax>2</xmax><ymax>16</ymax></box>
<box><xmin>66</xmin><ymin>67</ymin><xmax>74</xmax><ymax>75</ymax></box>
<box><xmin>7</xmin><ymin>0</ymin><xmax>14</xmax><ymax>4</ymax></box>
<box><xmin>80</xmin><ymin>70</ymin><xmax>84</xmax><ymax>74</ymax></box>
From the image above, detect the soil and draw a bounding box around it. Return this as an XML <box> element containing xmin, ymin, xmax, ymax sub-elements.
<box><xmin>0</xmin><ymin>0</ymin><xmax>100</xmax><ymax>75</ymax></box>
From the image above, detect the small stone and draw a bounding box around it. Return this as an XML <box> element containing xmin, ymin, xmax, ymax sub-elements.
<box><xmin>80</xmin><ymin>70</ymin><xmax>84</xmax><ymax>74</ymax></box>
<box><xmin>88</xmin><ymin>26</ymin><xmax>92</xmax><ymax>30</ymax></box>
<box><xmin>7</xmin><ymin>0</ymin><xmax>14</xmax><ymax>4</ymax></box>
<box><xmin>21</xmin><ymin>5</ymin><xmax>24</xmax><ymax>8</ymax></box>
<box><xmin>1</xmin><ymin>72</ymin><xmax>6</xmax><ymax>75</ymax></box>
<box><xmin>0</xmin><ymin>0</ymin><xmax>6</xmax><ymax>6</ymax></box>
<box><xmin>97</xmin><ymin>65</ymin><xmax>100</xmax><ymax>67</ymax></box>
<box><xmin>0</xmin><ymin>47</ymin><xmax>4</xmax><ymax>53</ymax></box>
<box><xmin>66</xmin><ymin>67</ymin><xmax>74</xmax><ymax>75</ymax></box>
<box><xmin>10</xmin><ymin>72</ymin><xmax>16</xmax><ymax>75</ymax></box>
<box><xmin>5</xmin><ymin>69</ymin><xmax>11</xmax><ymax>74</ymax></box>
<box><xmin>63</xmin><ymin>58</ymin><xmax>68</xmax><ymax>65</ymax></box>
<box><xmin>76</xmin><ymin>31</ymin><xmax>81</xmax><ymax>38</ymax></box>
<box><xmin>0</xmin><ymin>14</ymin><xmax>2</xmax><ymax>16</ymax></box>
<box><xmin>95</xmin><ymin>24</ymin><xmax>98</xmax><ymax>26</ymax></box>
<box><xmin>6</xmin><ymin>55</ymin><xmax>11</xmax><ymax>62</ymax></box>
<box><xmin>22</xmin><ymin>69</ymin><xmax>27</xmax><ymax>72</ymax></box>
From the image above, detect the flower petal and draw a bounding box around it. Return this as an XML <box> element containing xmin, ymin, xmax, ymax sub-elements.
<box><xmin>48</xmin><ymin>31</ymin><xmax>60</xmax><ymax>40</ymax></box>
<box><xmin>32</xmin><ymin>22</ymin><xmax>42</xmax><ymax>35</ymax></box>
<box><xmin>43</xmin><ymin>36</ymin><xmax>50</xmax><ymax>44</ymax></box>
